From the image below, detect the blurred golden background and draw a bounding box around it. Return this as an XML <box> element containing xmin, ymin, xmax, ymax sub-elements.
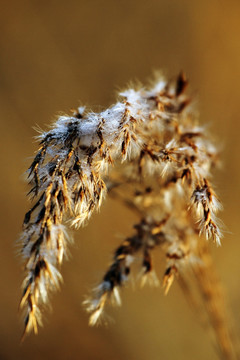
<box><xmin>0</xmin><ymin>0</ymin><xmax>240</xmax><ymax>359</ymax></box>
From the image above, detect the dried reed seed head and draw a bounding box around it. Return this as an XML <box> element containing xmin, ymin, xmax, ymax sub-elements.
<box><xmin>19</xmin><ymin>73</ymin><xmax>223</xmax><ymax>338</ymax></box>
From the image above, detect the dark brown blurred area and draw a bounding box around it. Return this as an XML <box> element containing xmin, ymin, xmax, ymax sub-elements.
<box><xmin>1</xmin><ymin>0</ymin><xmax>240</xmax><ymax>359</ymax></box>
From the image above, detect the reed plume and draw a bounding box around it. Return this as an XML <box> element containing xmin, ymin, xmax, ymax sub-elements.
<box><xmin>18</xmin><ymin>72</ymin><xmax>236</xmax><ymax>358</ymax></box>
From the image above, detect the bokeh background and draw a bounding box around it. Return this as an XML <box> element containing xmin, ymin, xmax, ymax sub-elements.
<box><xmin>0</xmin><ymin>0</ymin><xmax>240</xmax><ymax>359</ymax></box>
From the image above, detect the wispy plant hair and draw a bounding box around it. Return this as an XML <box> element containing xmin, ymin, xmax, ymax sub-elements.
<box><xmin>18</xmin><ymin>72</ymin><xmax>236</xmax><ymax>358</ymax></box>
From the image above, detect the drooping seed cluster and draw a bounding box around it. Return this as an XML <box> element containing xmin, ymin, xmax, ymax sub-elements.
<box><xmin>19</xmin><ymin>73</ymin><xmax>225</xmax><ymax>343</ymax></box>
